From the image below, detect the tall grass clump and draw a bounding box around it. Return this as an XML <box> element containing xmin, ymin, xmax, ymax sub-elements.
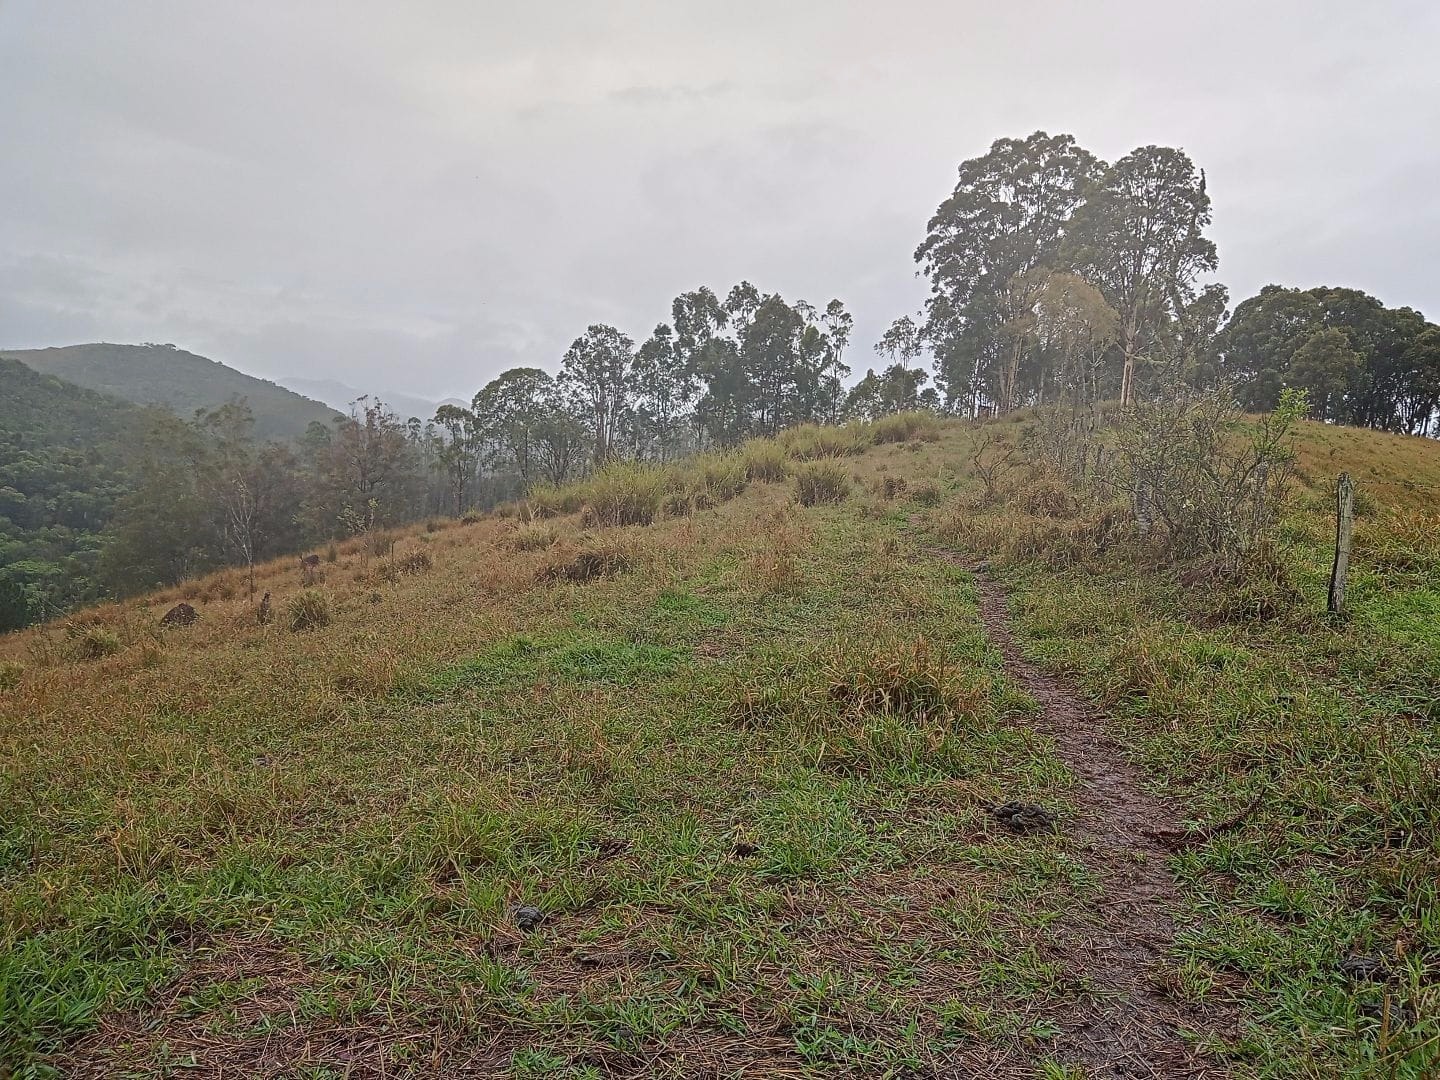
<box><xmin>579</xmin><ymin>461</ymin><xmax>669</xmax><ymax>527</ymax></box>
<box><xmin>68</xmin><ymin>624</ymin><xmax>122</xmax><ymax>660</ymax></box>
<box><xmin>525</xmin><ymin>482</ymin><xmax>584</xmax><ymax>519</ymax></box>
<box><xmin>869</xmin><ymin>411</ymin><xmax>940</xmax><ymax>445</ymax></box>
<box><xmin>287</xmin><ymin>590</ymin><xmax>331</xmax><ymax>632</ymax></box>
<box><xmin>779</xmin><ymin>423</ymin><xmax>869</xmax><ymax>461</ymax></box>
<box><xmin>739</xmin><ymin>438</ymin><xmax>789</xmax><ymax>482</ymax></box>
<box><xmin>0</xmin><ymin>660</ymin><xmax>25</xmax><ymax>690</ymax></box>
<box><xmin>685</xmin><ymin>452</ymin><xmax>747</xmax><ymax>507</ymax></box>
<box><xmin>510</xmin><ymin>522</ymin><xmax>559</xmax><ymax>551</ymax></box>
<box><xmin>795</xmin><ymin>460</ymin><xmax>851</xmax><ymax>506</ymax></box>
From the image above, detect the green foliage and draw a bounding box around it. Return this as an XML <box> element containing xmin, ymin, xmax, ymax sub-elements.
<box><xmin>0</xmin><ymin>358</ymin><xmax>149</xmax><ymax>627</ymax></box>
<box><xmin>1217</xmin><ymin>284</ymin><xmax>1440</xmax><ymax>433</ymax></box>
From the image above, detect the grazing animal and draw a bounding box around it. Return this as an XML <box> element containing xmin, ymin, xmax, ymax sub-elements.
<box><xmin>300</xmin><ymin>554</ymin><xmax>321</xmax><ymax>569</ymax></box>
<box><xmin>257</xmin><ymin>592</ymin><xmax>272</xmax><ymax>625</ymax></box>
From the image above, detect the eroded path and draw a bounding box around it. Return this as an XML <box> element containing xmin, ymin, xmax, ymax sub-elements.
<box><xmin>971</xmin><ymin>571</ymin><xmax>1234</xmax><ymax>1079</ymax></box>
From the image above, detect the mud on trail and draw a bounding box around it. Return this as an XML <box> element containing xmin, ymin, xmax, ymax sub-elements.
<box><xmin>970</xmin><ymin>570</ymin><xmax>1236</xmax><ymax>1079</ymax></box>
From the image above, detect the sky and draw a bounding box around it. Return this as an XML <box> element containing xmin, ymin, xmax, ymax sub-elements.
<box><xmin>3</xmin><ymin>1</ymin><xmax>1439</xmax><ymax>402</ymax></box>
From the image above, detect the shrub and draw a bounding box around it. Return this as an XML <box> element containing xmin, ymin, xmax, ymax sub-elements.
<box><xmin>69</xmin><ymin>625</ymin><xmax>121</xmax><ymax>660</ymax></box>
<box><xmin>740</xmin><ymin>439</ymin><xmax>789</xmax><ymax>482</ymax></box>
<box><xmin>287</xmin><ymin>590</ymin><xmax>331</xmax><ymax>632</ymax></box>
<box><xmin>580</xmin><ymin>462</ymin><xmax>669</xmax><ymax>527</ymax></box>
<box><xmin>0</xmin><ymin>660</ymin><xmax>23</xmax><ymax>691</ymax></box>
<box><xmin>795</xmin><ymin>461</ymin><xmax>851</xmax><ymax>507</ymax></box>
<box><xmin>511</xmin><ymin>523</ymin><xmax>559</xmax><ymax>552</ymax></box>
<box><xmin>460</xmin><ymin>511</ymin><xmax>483</xmax><ymax>526</ymax></box>
<box><xmin>1113</xmin><ymin>386</ymin><xmax>1305</xmax><ymax>571</ymax></box>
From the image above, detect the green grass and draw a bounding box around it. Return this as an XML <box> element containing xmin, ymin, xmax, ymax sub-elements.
<box><xmin>3</xmin><ymin>413</ymin><xmax>1438</xmax><ymax>1076</ymax></box>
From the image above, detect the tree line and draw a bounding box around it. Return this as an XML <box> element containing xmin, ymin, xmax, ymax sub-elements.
<box><xmin>6</xmin><ymin>128</ymin><xmax>1440</xmax><ymax>628</ymax></box>
<box><xmin>905</xmin><ymin>130</ymin><xmax>1440</xmax><ymax>431</ymax></box>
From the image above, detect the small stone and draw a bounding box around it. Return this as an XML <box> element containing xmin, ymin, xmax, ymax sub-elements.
<box><xmin>991</xmin><ymin>801</ymin><xmax>1058</xmax><ymax>833</ymax></box>
<box><xmin>514</xmin><ymin>905</ymin><xmax>544</xmax><ymax>932</ymax></box>
<box><xmin>731</xmin><ymin>842</ymin><xmax>759</xmax><ymax>857</ymax></box>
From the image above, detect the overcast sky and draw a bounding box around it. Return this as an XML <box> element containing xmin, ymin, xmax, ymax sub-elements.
<box><xmin>3</xmin><ymin>2</ymin><xmax>1438</xmax><ymax>401</ymax></box>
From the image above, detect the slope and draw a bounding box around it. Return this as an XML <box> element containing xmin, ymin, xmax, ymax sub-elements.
<box><xmin>1</xmin><ymin>343</ymin><xmax>341</xmax><ymax>442</ymax></box>
<box><xmin>1</xmin><ymin>414</ymin><xmax>1437</xmax><ymax>1077</ymax></box>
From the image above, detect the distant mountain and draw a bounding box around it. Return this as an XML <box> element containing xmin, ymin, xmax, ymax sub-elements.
<box><xmin>275</xmin><ymin>376</ymin><xmax>455</xmax><ymax>423</ymax></box>
<box><xmin>0</xmin><ymin>343</ymin><xmax>342</xmax><ymax>442</ymax></box>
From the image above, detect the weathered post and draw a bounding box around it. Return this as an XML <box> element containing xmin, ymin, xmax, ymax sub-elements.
<box><xmin>1328</xmin><ymin>473</ymin><xmax>1354</xmax><ymax>616</ymax></box>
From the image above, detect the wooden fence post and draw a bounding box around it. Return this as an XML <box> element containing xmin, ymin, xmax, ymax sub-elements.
<box><xmin>1328</xmin><ymin>473</ymin><xmax>1354</xmax><ymax>616</ymax></box>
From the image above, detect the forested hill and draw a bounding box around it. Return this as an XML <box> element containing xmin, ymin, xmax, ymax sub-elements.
<box><xmin>0</xmin><ymin>358</ymin><xmax>152</xmax><ymax>629</ymax></box>
<box><xmin>0</xmin><ymin>343</ymin><xmax>341</xmax><ymax>441</ymax></box>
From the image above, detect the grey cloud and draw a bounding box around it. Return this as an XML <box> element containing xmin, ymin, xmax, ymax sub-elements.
<box><xmin>2</xmin><ymin>0</ymin><xmax>1437</xmax><ymax>400</ymax></box>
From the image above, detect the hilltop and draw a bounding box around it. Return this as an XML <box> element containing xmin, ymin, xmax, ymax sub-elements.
<box><xmin>0</xmin><ymin>343</ymin><xmax>341</xmax><ymax>442</ymax></box>
<box><xmin>1</xmin><ymin>413</ymin><xmax>1437</xmax><ymax>1077</ymax></box>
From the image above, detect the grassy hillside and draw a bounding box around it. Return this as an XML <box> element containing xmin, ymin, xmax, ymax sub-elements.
<box><xmin>0</xmin><ymin>359</ymin><xmax>152</xmax><ymax>628</ymax></box>
<box><xmin>1</xmin><ymin>344</ymin><xmax>341</xmax><ymax>442</ymax></box>
<box><xmin>1</xmin><ymin>414</ymin><xmax>1437</xmax><ymax>1077</ymax></box>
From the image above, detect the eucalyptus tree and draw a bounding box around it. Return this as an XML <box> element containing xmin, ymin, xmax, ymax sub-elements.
<box><xmin>1062</xmin><ymin>145</ymin><xmax>1217</xmax><ymax>406</ymax></box>
<box><xmin>559</xmin><ymin>324</ymin><xmax>636</xmax><ymax>466</ymax></box>
<box><xmin>916</xmin><ymin>131</ymin><xmax>1101</xmax><ymax>413</ymax></box>
<box><xmin>472</xmin><ymin>367</ymin><xmax>553</xmax><ymax>482</ymax></box>
<box><xmin>633</xmin><ymin>323</ymin><xmax>697</xmax><ymax>461</ymax></box>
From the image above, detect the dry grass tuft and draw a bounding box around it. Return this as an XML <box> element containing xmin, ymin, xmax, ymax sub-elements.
<box><xmin>510</xmin><ymin>523</ymin><xmax>559</xmax><ymax>552</ymax></box>
<box><xmin>539</xmin><ymin>541</ymin><xmax>634</xmax><ymax>583</ymax></box>
<box><xmin>794</xmin><ymin>460</ymin><xmax>851</xmax><ymax>506</ymax></box>
<box><xmin>286</xmin><ymin>590</ymin><xmax>331</xmax><ymax>632</ymax></box>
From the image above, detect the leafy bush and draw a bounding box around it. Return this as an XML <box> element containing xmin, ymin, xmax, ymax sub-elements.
<box><xmin>1113</xmin><ymin>386</ymin><xmax>1305</xmax><ymax>570</ymax></box>
<box><xmin>794</xmin><ymin>461</ymin><xmax>851</xmax><ymax>506</ymax></box>
<box><xmin>287</xmin><ymin>590</ymin><xmax>331</xmax><ymax>632</ymax></box>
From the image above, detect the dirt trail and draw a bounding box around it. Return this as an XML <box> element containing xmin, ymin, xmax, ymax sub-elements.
<box><xmin>971</xmin><ymin>571</ymin><xmax>1232</xmax><ymax>1079</ymax></box>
